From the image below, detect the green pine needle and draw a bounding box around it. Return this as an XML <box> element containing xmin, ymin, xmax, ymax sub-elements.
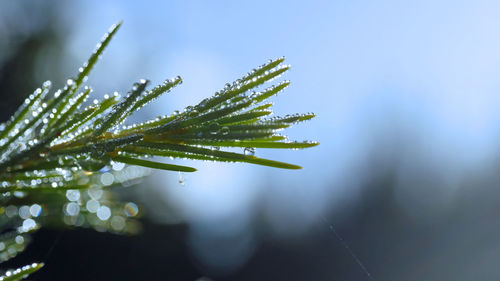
<box><xmin>113</xmin><ymin>155</ymin><xmax>197</xmax><ymax>172</ymax></box>
<box><xmin>0</xmin><ymin>263</ymin><xmax>43</xmax><ymax>281</ymax></box>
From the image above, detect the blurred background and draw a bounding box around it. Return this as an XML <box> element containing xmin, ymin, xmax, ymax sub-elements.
<box><xmin>2</xmin><ymin>0</ymin><xmax>500</xmax><ymax>280</ymax></box>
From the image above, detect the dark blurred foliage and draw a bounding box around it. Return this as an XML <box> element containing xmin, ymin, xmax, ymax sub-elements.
<box><xmin>9</xmin><ymin>158</ymin><xmax>500</xmax><ymax>281</ymax></box>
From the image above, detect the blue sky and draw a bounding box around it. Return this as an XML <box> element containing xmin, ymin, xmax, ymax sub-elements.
<box><xmin>52</xmin><ymin>0</ymin><xmax>500</xmax><ymax>268</ymax></box>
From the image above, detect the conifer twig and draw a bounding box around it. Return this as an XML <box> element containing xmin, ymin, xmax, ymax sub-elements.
<box><xmin>0</xmin><ymin>21</ymin><xmax>318</xmax><ymax>279</ymax></box>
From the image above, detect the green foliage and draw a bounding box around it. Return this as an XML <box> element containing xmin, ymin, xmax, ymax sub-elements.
<box><xmin>0</xmin><ymin>263</ymin><xmax>43</xmax><ymax>281</ymax></box>
<box><xmin>0</xmin><ymin>22</ymin><xmax>317</xmax><ymax>277</ymax></box>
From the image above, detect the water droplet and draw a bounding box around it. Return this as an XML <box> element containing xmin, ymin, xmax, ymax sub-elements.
<box><xmin>29</xmin><ymin>204</ymin><xmax>42</xmax><ymax>217</ymax></box>
<box><xmin>66</xmin><ymin>190</ymin><xmax>81</xmax><ymax>201</ymax></box>
<box><xmin>219</xmin><ymin>126</ymin><xmax>230</xmax><ymax>135</ymax></box>
<box><xmin>96</xmin><ymin>205</ymin><xmax>111</xmax><ymax>221</ymax></box>
<box><xmin>15</xmin><ymin>235</ymin><xmax>24</xmax><ymax>244</ymax></box>
<box><xmin>58</xmin><ymin>157</ymin><xmax>66</xmax><ymax>165</ymax></box>
<box><xmin>110</xmin><ymin>216</ymin><xmax>126</xmax><ymax>231</ymax></box>
<box><xmin>208</xmin><ymin>122</ymin><xmax>220</xmax><ymax>134</ymax></box>
<box><xmin>65</xmin><ymin>202</ymin><xmax>80</xmax><ymax>216</ymax></box>
<box><xmin>178</xmin><ymin>172</ymin><xmax>185</xmax><ymax>186</ymax></box>
<box><xmin>188</xmin><ymin>109</ymin><xmax>199</xmax><ymax>117</ymax></box>
<box><xmin>100</xmin><ymin>173</ymin><xmax>114</xmax><ymax>186</ymax></box>
<box><xmin>89</xmin><ymin>145</ymin><xmax>105</xmax><ymax>158</ymax></box>
<box><xmin>87</xmin><ymin>184</ymin><xmax>103</xmax><ymax>200</ymax></box>
<box><xmin>244</xmin><ymin>147</ymin><xmax>256</xmax><ymax>156</ymax></box>
<box><xmin>86</xmin><ymin>200</ymin><xmax>100</xmax><ymax>213</ymax></box>
<box><xmin>18</xmin><ymin>206</ymin><xmax>30</xmax><ymax>219</ymax></box>
<box><xmin>112</xmin><ymin>162</ymin><xmax>125</xmax><ymax>171</ymax></box>
<box><xmin>94</xmin><ymin>118</ymin><xmax>103</xmax><ymax>127</ymax></box>
<box><xmin>77</xmin><ymin>156</ymin><xmax>106</xmax><ymax>172</ymax></box>
<box><xmin>124</xmin><ymin>202</ymin><xmax>139</xmax><ymax>217</ymax></box>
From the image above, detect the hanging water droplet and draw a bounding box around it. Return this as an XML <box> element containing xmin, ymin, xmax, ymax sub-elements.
<box><xmin>58</xmin><ymin>157</ymin><xmax>65</xmax><ymax>165</ymax></box>
<box><xmin>76</xmin><ymin>155</ymin><xmax>106</xmax><ymax>172</ymax></box>
<box><xmin>244</xmin><ymin>147</ymin><xmax>255</xmax><ymax>156</ymax></box>
<box><xmin>97</xmin><ymin>205</ymin><xmax>111</xmax><ymax>221</ymax></box>
<box><xmin>94</xmin><ymin>118</ymin><xmax>103</xmax><ymax>127</ymax></box>
<box><xmin>124</xmin><ymin>202</ymin><xmax>139</xmax><ymax>217</ymax></box>
<box><xmin>219</xmin><ymin>126</ymin><xmax>230</xmax><ymax>135</ymax></box>
<box><xmin>90</xmin><ymin>145</ymin><xmax>104</xmax><ymax>157</ymax></box>
<box><xmin>188</xmin><ymin>109</ymin><xmax>199</xmax><ymax>117</ymax></box>
<box><xmin>178</xmin><ymin>172</ymin><xmax>185</xmax><ymax>186</ymax></box>
<box><xmin>208</xmin><ymin>122</ymin><xmax>220</xmax><ymax>134</ymax></box>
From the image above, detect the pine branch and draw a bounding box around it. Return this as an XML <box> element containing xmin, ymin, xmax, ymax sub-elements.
<box><xmin>0</xmin><ymin>22</ymin><xmax>318</xmax><ymax>276</ymax></box>
<box><xmin>0</xmin><ymin>263</ymin><xmax>43</xmax><ymax>281</ymax></box>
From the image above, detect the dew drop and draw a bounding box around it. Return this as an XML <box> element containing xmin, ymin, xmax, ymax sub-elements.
<box><xmin>188</xmin><ymin>109</ymin><xmax>199</xmax><ymax>117</ymax></box>
<box><xmin>96</xmin><ymin>205</ymin><xmax>111</xmax><ymax>221</ymax></box>
<box><xmin>65</xmin><ymin>202</ymin><xmax>80</xmax><ymax>216</ymax></box>
<box><xmin>87</xmin><ymin>184</ymin><xmax>103</xmax><ymax>200</ymax></box>
<box><xmin>178</xmin><ymin>172</ymin><xmax>185</xmax><ymax>186</ymax></box>
<box><xmin>208</xmin><ymin>122</ymin><xmax>220</xmax><ymax>134</ymax></box>
<box><xmin>244</xmin><ymin>147</ymin><xmax>256</xmax><ymax>156</ymax></box>
<box><xmin>100</xmin><ymin>173</ymin><xmax>114</xmax><ymax>186</ymax></box>
<box><xmin>94</xmin><ymin>118</ymin><xmax>103</xmax><ymax>127</ymax></box>
<box><xmin>124</xmin><ymin>202</ymin><xmax>139</xmax><ymax>217</ymax></box>
<box><xmin>29</xmin><ymin>204</ymin><xmax>42</xmax><ymax>217</ymax></box>
<box><xmin>66</xmin><ymin>190</ymin><xmax>81</xmax><ymax>201</ymax></box>
<box><xmin>110</xmin><ymin>216</ymin><xmax>126</xmax><ymax>231</ymax></box>
<box><xmin>219</xmin><ymin>126</ymin><xmax>230</xmax><ymax>135</ymax></box>
<box><xmin>18</xmin><ymin>206</ymin><xmax>30</xmax><ymax>219</ymax></box>
<box><xmin>86</xmin><ymin>200</ymin><xmax>100</xmax><ymax>213</ymax></box>
<box><xmin>15</xmin><ymin>235</ymin><xmax>24</xmax><ymax>244</ymax></box>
